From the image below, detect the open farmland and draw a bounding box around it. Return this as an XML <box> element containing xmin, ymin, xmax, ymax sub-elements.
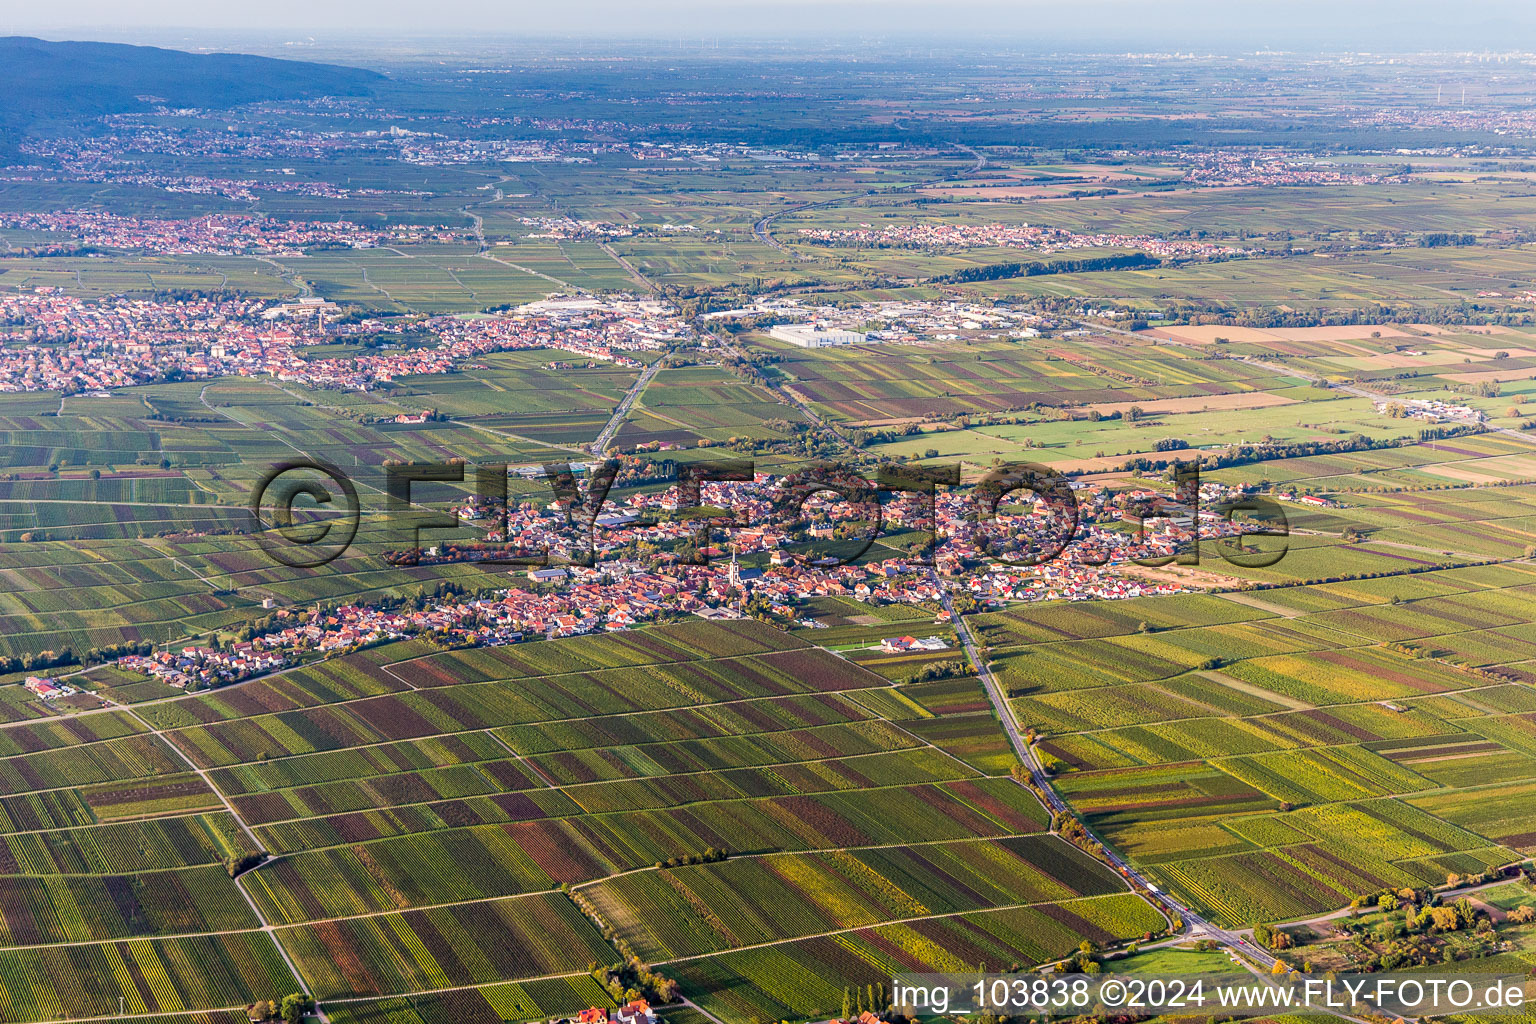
<box><xmin>749</xmin><ymin>334</ymin><xmax>1293</xmax><ymax>428</ymax></box>
<box><xmin>0</xmin><ymin>353</ymin><xmax>652</xmax><ymax>661</ymax></box>
<box><xmin>667</xmin><ymin>894</ymin><xmax>1163</xmax><ymax>1023</ymax></box>
<box><xmin>0</xmin><ymin>618</ymin><xmax>1157</xmax><ymax>1022</ymax></box>
<box><xmin>992</xmin><ymin>562</ymin><xmax>1536</xmax><ymax>927</ymax></box>
<box><xmin>17</xmin><ymin>29</ymin><xmax>1536</xmax><ymax>1023</ymax></box>
<box><xmin>618</xmin><ymin>365</ymin><xmax>805</xmax><ymax>447</ymax></box>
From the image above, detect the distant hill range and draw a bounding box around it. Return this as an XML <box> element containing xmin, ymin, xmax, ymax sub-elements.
<box><xmin>0</xmin><ymin>36</ymin><xmax>383</xmax><ymax>154</ymax></box>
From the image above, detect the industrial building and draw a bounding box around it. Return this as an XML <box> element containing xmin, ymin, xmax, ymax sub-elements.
<box><xmin>768</xmin><ymin>323</ymin><xmax>867</xmax><ymax>347</ymax></box>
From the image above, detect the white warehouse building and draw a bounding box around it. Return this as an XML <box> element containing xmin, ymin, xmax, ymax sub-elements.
<box><xmin>768</xmin><ymin>323</ymin><xmax>868</xmax><ymax>347</ymax></box>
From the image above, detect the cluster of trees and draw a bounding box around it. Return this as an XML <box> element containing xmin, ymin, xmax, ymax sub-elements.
<box><xmin>654</xmin><ymin>847</ymin><xmax>728</xmax><ymax>870</ymax></box>
<box><xmin>1445</xmin><ymin>870</ymin><xmax>1504</xmax><ymax>888</ymax></box>
<box><xmin>142</xmin><ymin>288</ymin><xmax>232</xmax><ymax>303</ymax></box>
<box><xmin>1049</xmin><ymin>810</ymin><xmax>1104</xmax><ymax>860</ymax></box>
<box><xmin>762</xmin><ymin>417</ymin><xmax>803</xmax><ymax>435</ymax></box>
<box><xmin>739</xmin><ymin>592</ymin><xmax>776</xmax><ymax>622</ymax></box>
<box><xmin>351</xmin><ymin>328</ymin><xmax>439</xmax><ymax>349</ymax></box>
<box><xmin>1358</xmin><ymin>888</ymin><xmax>1492</xmax><ymax>931</ymax></box>
<box><xmin>1235</xmin><ymin>557</ymin><xmax>1500</xmax><ymax>596</ymax></box>
<box><xmin>230</xmin><ymin>582</ymin><xmax>473</xmax><ymax>645</ymax></box>
<box><xmin>224</xmin><ymin>852</ymin><xmax>267</xmax><ymax>878</ymax></box>
<box><xmin>590</xmin><ymin>956</ymin><xmax>679</xmax><ymax>1005</ymax></box>
<box><xmin>1056</xmin><ymin>939</ymin><xmax>1104</xmax><ymax>975</ymax></box>
<box><xmin>0</xmin><ymin>648</ymin><xmax>77</xmax><ymax>674</ymax></box>
<box><xmin>1419</xmin><ymin>424</ymin><xmax>1484</xmax><ymax>440</ymax></box>
<box><xmin>857</xmin><ymin>422</ymin><xmax>927</xmax><ymax>446</ymax></box>
<box><xmin>899</xmin><ymin>659</ymin><xmax>968</xmax><ymax>686</ymax></box>
<box><xmin>950</xmin><ymin>594</ymin><xmax>982</xmax><ymax>616</ymax></box>
<box><xmin>842</xmin><ymin>982</ymin><xmax>892</xmax><ymax>1020</ymax></box>
<box><xmin>384</xmin><ymin>540</ymin><xmax>549</xmax><ymax>568</ymax></box>
<box><xmin>145</xmin><ymin>411</ymin><xmax>225</xmax><ymax>424</ymax></box>
<box><xmin>934</xmin><ymin>252</ymin><xmax>1159</xmax><ymax>284</ymax></box>
<box><xmin>1118</xmin><ymin>432</ymin><xmax>1401</xmax><ymax>475</ymax></box>
<box><xmin>1253</xmin><ymin>922</ymin><xmax>1295</xmax><ymax>950</ymax></box>
<box><xmin>1324</xmin><ymin>889</ymin><xmax>1515</xmax><ymax>970</ymax></box>
<box><xmin>77</xmin><ymin>640</ymin><xmax>156</xmax><ymax>667</ymax></box>
<box><xmin>1418</xmin><ymin>233</ymin><xmax>1478</xmax><ymax>248</ymax></box>
<box><xmin>363</xmin><ymin>407</ymin><xmax>448</xmax><ymax>425</ymax></box>
<box><xmin>245</xmin><ymin>994</ymin><xmax>311</xmax><ymax>1024</ymax></box>
<box><xmin>230</xmin><ymin>615</ymin><xmax>290</xmax><ymax>643</ymax></box>
<box><xmin>1151</xmin><ymin>300</ymin><xmax>1501</xmax><ymax>329</ymax></box>
<box><xmin>693</xmin><ymin>428</ymin><xmax>850</xmax><ymax>461</ymax></box>
<box><xmin>711</xmin><ymin>312</ymin><xmax>795</xmax><ymax>335</ymax></box>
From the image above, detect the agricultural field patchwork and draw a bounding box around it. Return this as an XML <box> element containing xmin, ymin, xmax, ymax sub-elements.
<box><xmin>0</xmin><ymin>619</ymin><xmax>1141</xmax><ymax>1022</ymax></box>
<box><xmin>16</xmin><ymin>30</ymin><xmax>1536</xmax><ymax>1024</ymax></box>
<box><xmin>1012</xmin><ymin>565</ymin><xmax>1536</xmax><ymax>926</ymax></box>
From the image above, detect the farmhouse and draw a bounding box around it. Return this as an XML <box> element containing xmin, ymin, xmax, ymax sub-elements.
<box><xmin>567</xmin><ymin>1003</ymin><xmax>654</xmax><ymax>1024</ymax></box>
<box><xmin>23</xmin><ymin>676</ymin><xmax>61</xmax><ymax>698</ymax></box>
<box><xmin>879</xmin><ymin>635</ymin><xmax>950</xmax><ymax>653</ymax></box>
<box><xmin>615</xmin><ymin>1001</ymin><xmax>656</xmax><ymax>1024</ymax></box>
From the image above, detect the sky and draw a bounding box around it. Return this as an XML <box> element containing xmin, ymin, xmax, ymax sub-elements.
<box><xmin>2</xmin><ymin>0</ymin><xmax>1535</xmax><ymax>52</ymax></box>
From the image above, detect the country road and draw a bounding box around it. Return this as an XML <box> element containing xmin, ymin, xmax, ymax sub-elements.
<box><xmin>946</xmin><ymin>572</ymin><xmax>1462</xmax><ymax>1024</ymax></box>
<box><xmin>601</xmin><ymin>240</ymin><xmax>655</xmax><ymax>293</ymax></box>
<box><xmin>706</xmin><ymin>328</ymin><xmax>865</xmax><ymax>450</ymax></box>
<box><xmin>463</xmin><ymin>185</ymin><xmax>581</xmax><ymax>291</ymax></box>
<box><xmin>591</xmin><ymin>358</ymin><xmax>662</xmax><ymax>454</ymax></box>
<box><xmin>97</xmin><ymin>691</ymin><xmax>332</xmax><ymax>1023</ymax></box>
<box><xmin>942</xmin><ymin>587</ymin><xmax>1284</xmax><ymax>977</ymax></box>
<box><xmin>699</xmin><ymin>289</ymin><xmax>1299</xmax><ymax>984</ymax></box>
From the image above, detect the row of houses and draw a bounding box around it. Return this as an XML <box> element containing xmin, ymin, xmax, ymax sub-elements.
<box><xmin>118</xmin><ymin>644</ymin><xmax>293</xmax><ymax>690</ymax></box>
<box><xmin>570</xmin><ymin>1001</ymin><xmax>655</xmax><ymax>1024</ymax></box>
<box><xmin>38</xmin><ymin>471</ymin><xmax>1278</xmax><ymax>691</ymax></box>
<box><xmin>794</xmin><ymin>222</ymin><xmax>1235</xmax><ymax>261</ymax></box>
<box><xmin>0</xmin><ymin>210</ymin><xmax>462</xmax><ymax>256</ymax></box>
<box><xmin>0</xmin><ymin>291</ymin><xmax>684</xmax><ymax>393</ymax></box>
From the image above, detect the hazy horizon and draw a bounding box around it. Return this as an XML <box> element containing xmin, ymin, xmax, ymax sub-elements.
<box><xmin>4</xmin><ymin>0</ymin><xmax>1536</xmax><ymax>55</ymax></box>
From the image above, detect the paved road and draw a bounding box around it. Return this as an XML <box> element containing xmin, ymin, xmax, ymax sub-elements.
<box><xmin>680</xmin><ymin>997</ymin><xmax>729</xmax><ymax>1024</ymax></box>
<box><xmin>256</xmin><ymin>255</ymin><xmax>312</xmax><ymax>297</ymax></box>
<box><xmin>942</xmin><ymin>589</ymin><xmax>1281</xmax><ymax>975</ymax></box>
<box><xmin>479</xmin><ymin>248</ymin><xmax>576</xmax><ymax>291</ymax></box>
<box><xmin>946</xmin><ymin>566</ymin><xmax>1454</xmax><ymax>1024</ymax></box>
<box><xmin>600</xmin><ymin>241</ymin><xmax>655</xmax><ymax>293</ymax></box>
<box><xmin>706</xmin><ymin>329</ymin><xmax>867</xmax><ymax>451</ymax></box>
<box><xmin>704</xmin><ymin>292</ymin><xmax>1355</xmax><ymax>986</ymax></box>
<box><xmin>463</xmin><ymin>187</ymin><xmax>583</xmax><ymax>292</ymax></box>
<box><xmin>591</xmin><ymin>359</ymin><xmax>662</xmax><ymax>455</ymax></box>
